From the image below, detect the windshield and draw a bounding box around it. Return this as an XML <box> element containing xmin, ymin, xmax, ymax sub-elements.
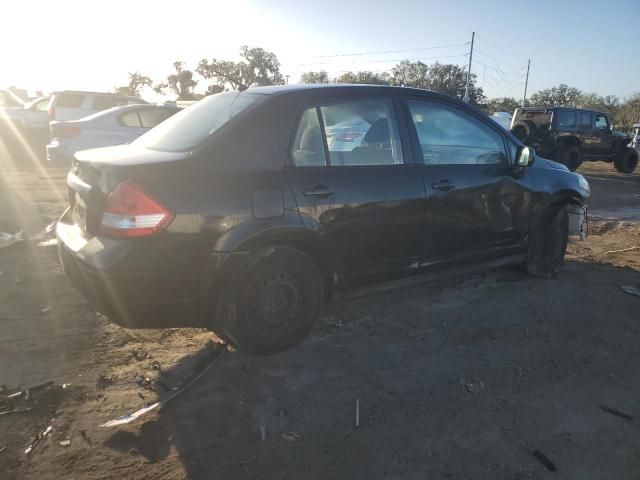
<box><xmin>132</xmin><ymin>92</ymin><xmax>264</xmax><ymax>152</ymax></box>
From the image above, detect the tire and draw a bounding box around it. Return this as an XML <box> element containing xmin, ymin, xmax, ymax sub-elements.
<box><xmin>555</xmin><ymin>145</ymin><xmax>582</xmax><ymax>172</ymax></box>
<box><xmin>614</xmin><ymin>147</ymin><xmax>638</xmax><ymax>174</ymax></box>
<box><xmin>510</xmin><ymin>120</ymin><xmax>537</xmax><ymax>142</ymax></box>
<box><xmin>526</xmin><ymin>205</ymin><xmax>569</xmax><ymax>279</ymax></box>
<box><xmin>219</xmin><ymin>246</ymin><xmax>324</xmax><ymax>355</ymax></box>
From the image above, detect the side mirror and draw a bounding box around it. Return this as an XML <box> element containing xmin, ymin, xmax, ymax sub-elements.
<box><xmin>516</xmin><ymin>146</ymin><xmax>535</xmax><ymax>167</ymax></box>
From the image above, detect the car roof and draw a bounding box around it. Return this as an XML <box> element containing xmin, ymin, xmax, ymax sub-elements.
<box><xmin>246</xmin><ymin>83</ymin><xmax>441</xmax><ymax>97</ymax></box>
<box><xmin>518</xmin><ymin>106</ymin><xmax>607</xmax><ymax>116</ymax></box>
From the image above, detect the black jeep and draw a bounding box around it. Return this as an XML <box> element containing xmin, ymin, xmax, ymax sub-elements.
<box><xmin>510</xmin><ymin>107</ymin><xmax>638</xmax><ymax>173</ymax></box>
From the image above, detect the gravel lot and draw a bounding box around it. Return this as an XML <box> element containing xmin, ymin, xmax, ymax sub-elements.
<box><xmin>1</xmin><ymin>145</ymin><xmax>640</xmax><ymax>480</ymax></box>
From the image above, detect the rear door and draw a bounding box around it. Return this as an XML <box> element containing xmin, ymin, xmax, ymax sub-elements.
<box><xmin>577</xmin><ymin>111</ymin><xmax>597</xmax><ymax>152</ymax></box>
<box><xmin>403</xmin><ymin>97</ymin><xmax>532</xmax><ymax>260</ymax></box>
<box><xmin>285</xmin><ymin>96</ymin><xmax>426</xmax><ymax>283</ymax></box>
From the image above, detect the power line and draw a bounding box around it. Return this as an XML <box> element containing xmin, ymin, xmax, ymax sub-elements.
<box><xmin>474</xmin><ymin>47</ymin><xmax>528</xmax><ymax>71</ymax></box>
<box><xmin>296</xmin><ymin>52</ymin><xmax>469</xmax><ymax>67</ymax></box>
<box><xmin>315</xmin><ymin>42</ymin><xmax>470</xmax><ymax>58</ymax></box>
<box><xmin>473</xmin><ymin>34</ymin><xmax>529</xmax><ymax>62</ymax></box>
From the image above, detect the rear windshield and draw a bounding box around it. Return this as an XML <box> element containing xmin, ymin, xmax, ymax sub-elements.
<box><xmin>132</xmin><ymin>92</ymin><xmax>265</xmax><ymax>152</ymax></box>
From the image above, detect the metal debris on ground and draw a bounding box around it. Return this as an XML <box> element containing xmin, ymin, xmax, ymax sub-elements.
<box><xmin>0</xmin><ymin>446</ymin><xmax>6</xmax><ymax>454</ymax></box>
<box><xmin>40</xmin><ymin>307</ymin><xmax>52</xmax><ymax>314</ymax></box>
<box><xmin>600</xmin><ymin>404</ymin><xmax>633</xmax><ymax>420</ymax></box>
<box><xmin>460</xmin><ymin>378</ymin><xmax>486</xmax><ymax>394</ymax></box>
<box><xmin>604</xmin><ymin>246</ymin><xmax>640</xmax><ymax>254</ymax></box>
<box><xmin>37</xmin><ymin>238</ymin><xmax>58</xmax><ymax>247</ymax></box>
<box><xmin>533</xmin><ymin>450</ymin><xmax>557</xmax><ymax>472</ymax></box>
<box><xmin>59</xmin><ymin>439</ymin><xmax>71</xmax><ymax>447</ymax></box>
<box><xmin>0</xmin><ymin>231</ymin><xmax>23</xmax><ymax>249</ymax></box>
<box><xmin>100</xmin><ymin>345</ymin><xmax>226</xmax><ymax>427</ymax></box>
<box><xmin>25</xmin><ymin>425</ymin><xmax>53</xmax><ymax>456</ymax></box>
<box><xmin>620</xmin><ymin>285</ymin><xmax>640</xmax><ymax>298</ymax></box>
<box><xmin>281</xmin><ymin>432</ymin><xmax>301</xmax><ymax>443</ymax></box>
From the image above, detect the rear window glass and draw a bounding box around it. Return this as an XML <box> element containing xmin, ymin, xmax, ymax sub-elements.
<box><xmin>56</xmin><ymin>93</ymin><xmax>84</xmax><ymax>108</ymax></box>
<box><xmin>133</xmin><ymin>92</ymin><xmax>264</xmax><ymax>152</ymax></box>
<box><xmin>138</xmin><ymin>108</ymin><xmax>175</xmax><ymax>128</ymax></box>
<box><xmin>514</xmin><ymin>110</ymin><xmax>552</xmax><ymax>128</ymax></box>
<box><xmin>93</xmin><ymin>95</ymin><xmax>124</xmax><ymax>111</ymax></box>
<box><xmin>557</xmin><ymin>110</ymin><xmax>576</xmax><ymax>128</ymax></box>
<box><xmin>119</xmin><ymin>111</ymin><xmax>142</xmax><ymax>127</ymax></box>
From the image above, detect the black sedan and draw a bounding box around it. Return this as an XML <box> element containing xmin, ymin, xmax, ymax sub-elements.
<box><xmin>57</xmin><ymin>84</ymin><xmax>590</xmax><ymax>354</ymax></box>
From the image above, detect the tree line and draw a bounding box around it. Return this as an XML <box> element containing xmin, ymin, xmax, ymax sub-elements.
<box><xmin>116</xmin><ymin>46</ymin><xmax>640</xmax><ymax>131</ymax></box>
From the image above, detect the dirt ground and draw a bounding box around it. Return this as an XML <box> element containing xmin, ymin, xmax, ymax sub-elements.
<box><xmin>1</xmin><ymin>145</ymin><xmax>640</xmax><ymax>480</ymax></box>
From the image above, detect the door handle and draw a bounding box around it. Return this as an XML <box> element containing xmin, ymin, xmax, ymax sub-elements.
<box><xmin>303</xmin><ymin>185</ymin><xmax>335</xmax><ymax>198</ymax></box>
<box><xmin>431</xmin><ymin>180</ymin><xmax>455</xmax><ymax>192</ymax></box>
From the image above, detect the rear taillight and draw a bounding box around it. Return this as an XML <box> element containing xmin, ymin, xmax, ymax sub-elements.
<box><xmin>54</xmin><ymin>125</ymin><xmax>81</xmax><ymax>138</ymax></box>
<box><xmin>100</xmin><ymin>181</ymin><xmax>174</xmax><ymax>238</ymax></box>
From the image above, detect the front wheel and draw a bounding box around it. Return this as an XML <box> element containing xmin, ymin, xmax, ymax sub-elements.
<box><xmin>555</xmin><ymin>145</ymin><xmax>582</xmax><ymax>172</ymax></box>
<box><xmin>526</xmin><ymin>205</ymin><xmax>569</xmax><ymax>279</ymax></box>
<box><xmin>219</xmin><ymin>246</ymin><xmax>324</xmax><ymax>355</ymax></box>
<box><xmin>614</xmin><ymin>147</ymin><xmax>638</xmax><ymax>174</ymax></box>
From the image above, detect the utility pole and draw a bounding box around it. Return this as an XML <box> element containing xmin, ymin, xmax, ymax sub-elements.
<box><xmin>285</xmin><ymin>74</ymin><xmax>290</xmax><ymax>85</ymax></box>
<box><xmin>522</xmin><ymin>59</ymin><xmax>530</xmax><ymax>107</ymax></box>
<box><xmin>463</xmin><ymin>31</ymin><xmax>475</xmax><ymax>103</ymax></box>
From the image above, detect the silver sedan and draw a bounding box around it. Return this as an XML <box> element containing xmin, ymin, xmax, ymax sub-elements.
<box><xmin>46</xmin><ymin>104</ymin><xmax>180</xmax><ymax>166</ymax></box>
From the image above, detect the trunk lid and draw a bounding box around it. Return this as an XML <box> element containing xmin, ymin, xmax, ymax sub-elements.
<box><xmin>67</xmin><ymin>144</ymin><xmax>190</xmax><ymax>237</ymax></box>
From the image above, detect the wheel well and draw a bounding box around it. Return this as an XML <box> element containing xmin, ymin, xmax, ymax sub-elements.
<box><xmin>240</xmin><ymin>234</ymin><xmax>337</xmax><ymax>303</ymax></box>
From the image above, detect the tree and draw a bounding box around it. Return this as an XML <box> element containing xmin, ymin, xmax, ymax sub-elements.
<box><xmin>300</xmin><ymin>71</ymin><xmax>330</xmax><ymax>84</ymax></box>
<box><xmin>115</xmin><ymin>72</ymin><xmax>153</xmax><ymax>96</ymax></box>
<box><xmin>197</xmin><ymin>46</ymin><xmax>284</xmax><ymax>91</ymax></box>
<box><xmin>424</xmin><ymin>63</ymin><xmax>485</xmax><ymax>105</ymax></box>
<box><xmin>154</xmin><ymin>62</ymin><xmax>198</xmax><ymax>100</ymax></box>
<box><xmin>333</xmin><ymin>71</ymin><xmax>391</xmax><ymax>85</ymax></box>
<box><xmin>391</xmin><ymin>61</ymin><xmax>429</xmax><ymax>89</ymax></box>
<box><xmin>529</xmin><ymin>84</ymin><xmax>582</xmax><ymax>107</ymax></box>
<box><xmin>483</xmin><ymin>97</ymin><xmax>521</xmax><ymax>115</ymax></box>
<box><xmin>616</xmin><ymin>93</ymin><xmax>640</xmax><ymax>131</ymax></box>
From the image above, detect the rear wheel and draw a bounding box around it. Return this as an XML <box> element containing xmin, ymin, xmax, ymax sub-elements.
<box><xmin>220</xmin><ymin>246</ymin><xmax>323</xmax><ymax>355</ymax></box>
<box><xmin>526</xmin><ymin>205</ymin><xmax>569</xmax><ymax>279</ymax></box>
<box><xmin>555</xmin><ymin>145</ymin><xmax>582</xmax><ymax>171</ymax></box>
<box><xmin>614</xmin><ymin>147</ymin><xmax>638</xmax><ymax>174</ymax></box>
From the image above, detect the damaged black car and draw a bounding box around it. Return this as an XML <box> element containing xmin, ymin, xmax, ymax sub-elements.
<box><xmin>57</xmin><ymin>85</ymin><xmax>590</xmax><ymax>354</ymax></box>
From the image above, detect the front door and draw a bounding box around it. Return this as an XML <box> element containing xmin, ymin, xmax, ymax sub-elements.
<box><xmin>285</xmin><ymin>97</ymin><xmax>426</xmax><ymax>284</ymax></box>
<box><xmin>403</xmin><ymin>97</ymin><xmax>532</xmax><ymax>261</ymax></box>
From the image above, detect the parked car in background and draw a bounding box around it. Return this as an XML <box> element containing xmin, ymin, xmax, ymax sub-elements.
<box><xmin>46</xmin><ymin>104</ymin><xmax>179</xmax><ymax>166</ymax></box>
<box><xmin>632</xmin><ymin>123</ymin><xmax>640</xmax><ymax>151</ymax></box>
<box><xmin>47</xmin><ymin>90</ymin><xmax>148</xmax><ymax>122</ymax></box>
<box><xmin>490</xmin><ymin>111</ymin><xmax>513</xmax><ymax>130</ymax></box>
<box><xmin>0</xmin><ymin>96</ymin><xmax>50</xmax><ymax>161</ymax></box>
<box><xmin>510</xmin><ymin>107</ymin><xmax>637</xmax><ymax>173</ymax></box>
<box><xmin>0</xmin><ymin>89</ymin><xmax>26</xmax><ymax>108</ymax></box>
<box><xmin>57</xmin><ymin>85</ymin><xmax>589</xmax><ymax>355</ymax></box>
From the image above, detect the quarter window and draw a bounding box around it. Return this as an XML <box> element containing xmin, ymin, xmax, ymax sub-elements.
<box><xmin>595</xmin><ymin>114</ymin><xmax>609</xmax><ymax>129</ymax></box>
<box><xmin>119</xmin><ymin>111</ymin><xmax>142</xmax><ymax>127</ymax></box>
<box><xmin>557</xmin><ymin>110</ymin><xmax>577</xmax><ymax>128</ymax></box>
<box><xmin>291</xmin><ymin>107</ymin><xmax>327</xmax><ymax>167</ymax></box>
<box><xmin>138</xmin><ymin>108</ymin><xmax>174</xmax><ymax>128</ymax></box>
<box><xmin>580</xmin><ymin>112</ymin><xmax>592</xmax><ymax>128</ymax></box>
<box><xmin>56</xmin><ymin>93</ymin><xmax>84</xmax><ymax>109</ymax></box>
<box><xmin>407</xmin><ymin>100</ymin><xmax>507</xmax><ymax>165</ymax></box>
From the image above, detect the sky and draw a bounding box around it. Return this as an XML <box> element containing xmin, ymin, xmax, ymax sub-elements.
<box><xmin>2</xmin><ymin>0</ymin><xmax>638</xmax><ymax>101</ymax></box>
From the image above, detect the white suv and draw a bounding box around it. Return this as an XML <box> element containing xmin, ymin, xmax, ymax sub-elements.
<box><xmin>47</xmin><ymin>90</ymin><xmax>147</xmax><ymax>122</ymax></box>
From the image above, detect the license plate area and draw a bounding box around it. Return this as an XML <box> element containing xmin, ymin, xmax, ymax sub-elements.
<box><xmin>72</xmin><ymin>192</ymin><xmax>88</xmax><ymax>231</ymax></box>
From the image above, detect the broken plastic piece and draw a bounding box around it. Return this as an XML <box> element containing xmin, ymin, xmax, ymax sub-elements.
<box><xmin>533</xmin><ymin>450</ymin><xmax>557</xmax><ymax>472</ymax></box>
<box><xmin>620</xmin><ymin>285</ymin><xmax>640</xmax><ymax>298</ymax></box>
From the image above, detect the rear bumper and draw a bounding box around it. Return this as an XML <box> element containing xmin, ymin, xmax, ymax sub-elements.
<box><xmin>56</xmin><ymin>208</ymin><xmax>247</xmax><ymax>329</ymax></box>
